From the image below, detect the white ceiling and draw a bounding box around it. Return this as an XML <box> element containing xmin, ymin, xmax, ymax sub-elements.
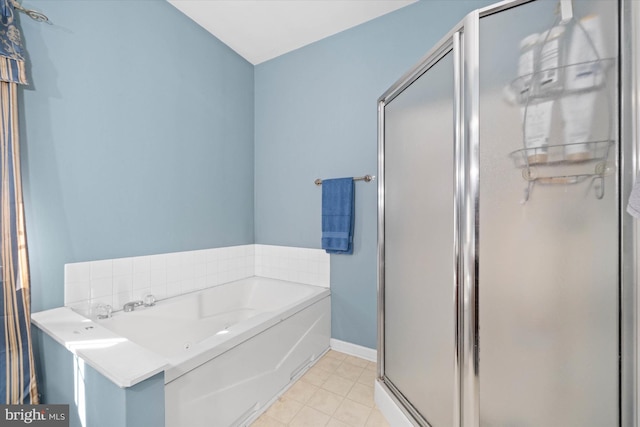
<box><xmin>168</xmin><ymin>0</ymin><xmax>417</xmax><ymax>65</ymax></box>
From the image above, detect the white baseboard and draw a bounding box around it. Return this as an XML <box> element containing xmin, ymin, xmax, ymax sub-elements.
<box><xmin>374</xmin><ymin>380</ymin><xmax>415</xmax><ymax>427</ymax></box>
<box><xmin>329</xmin><ymin>338</ymin><xmax>377</xmax><ymax>362</ymax></box>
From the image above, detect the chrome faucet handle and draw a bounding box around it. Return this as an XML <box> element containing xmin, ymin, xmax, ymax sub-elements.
<box><xmin>95</xmin><ymin>304</ymin><xmax>112</xmax><ymax>320</ymax></box>
<box><xmin>144</xmin><ymin>294</ymin><xmax>156</xmax><ymax>307</ymax></box>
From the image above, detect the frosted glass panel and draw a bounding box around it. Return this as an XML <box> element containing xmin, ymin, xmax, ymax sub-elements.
<box><xmin>384</xmin><ymin>51</ymin><xmax>454</xmax><ymax>427</ymax></box>
<box><xmin>478</xmin><ymin>1</ymin><xmax>618</xmax><ymax>426</ymax></box>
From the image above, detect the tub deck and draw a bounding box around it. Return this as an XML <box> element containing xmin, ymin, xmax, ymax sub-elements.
<box><xmin>31</xmin><ymin>276</ymin><xmax>330</xmax><ymax>388</ymax></box>
<box><xmin>31</xmin><ymin>306</ymin><xmax>167</xmax><ymax>388</ymax></box>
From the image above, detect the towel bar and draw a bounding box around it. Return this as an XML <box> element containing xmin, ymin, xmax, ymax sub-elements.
<box><xmin>314</xmin><ymin>175</ymin><xmax>375</xmax><ymax>186</ymax></box>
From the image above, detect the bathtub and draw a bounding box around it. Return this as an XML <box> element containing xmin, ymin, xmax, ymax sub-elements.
<box><xmin>98</xmin><ymin>276</ymin><xmax>331</xmax><ymax>427</ymax></box>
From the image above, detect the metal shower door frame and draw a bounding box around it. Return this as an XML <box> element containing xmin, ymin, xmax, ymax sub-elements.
<box><xmin>377</xmin><ymin>30</ymin><xmax>461</xmax><ymax>427</ymax></box>
<box><xmin>377</xmin><ymin>0</ymin><xmax>637</xmax><ymax>426</ymax></box>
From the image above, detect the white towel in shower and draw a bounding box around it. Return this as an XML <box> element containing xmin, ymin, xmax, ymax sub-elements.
<box><xmin>627</xmin><ymin>175</ymin><xmax>640</xmax><ymax>218</ymax></box>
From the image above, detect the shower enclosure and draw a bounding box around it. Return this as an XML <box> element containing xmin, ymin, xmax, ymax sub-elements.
<box><xmin>377</xmin><ymin>0</ymin><xmax>637</xmax><ymax>426</ymax></box>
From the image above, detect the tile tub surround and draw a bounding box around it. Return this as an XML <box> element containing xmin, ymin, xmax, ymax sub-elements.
<box><xmin>255</xmin><ymin>244</ymin><xmax>331</xmax><ymax>286</ymax></box>
<box><xmin>64</xmin><ymin>244</ymin><xmax>330</xmax><ymax>315</ymax></box>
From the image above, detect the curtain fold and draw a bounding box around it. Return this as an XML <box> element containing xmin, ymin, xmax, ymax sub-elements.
<box><xmin>0</xmin><ymin>0</ymin><xmax>38</xmax><ymax>404</ymax></box>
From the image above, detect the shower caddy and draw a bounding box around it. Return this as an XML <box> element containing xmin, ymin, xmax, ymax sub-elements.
<box><xmin>507</xmin><ymin>3</ymin><xmax>615</xmax><ymax>202</ymax></box>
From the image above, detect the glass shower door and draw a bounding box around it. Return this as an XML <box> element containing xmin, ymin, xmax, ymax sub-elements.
<box><xmin>382</xmin><ymin>45</ymin><xmax>456</xmax><ymax>427</ymax></box>
<box><xmin>477</xmin><ymin>1</ymin><xmax>619</xmax><ymax>426</ymax></box>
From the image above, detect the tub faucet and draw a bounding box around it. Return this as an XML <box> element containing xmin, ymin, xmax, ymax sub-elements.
<box><xmin>123</xmin><ymin>300</ymin><xmax>144</xmax><ymax>312</ymax></box>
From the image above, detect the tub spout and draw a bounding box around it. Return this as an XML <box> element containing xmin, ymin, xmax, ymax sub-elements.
<box><xmin>123</xmin><ymin>300</ymin><xmax>144</xmax><ymax>312</ymax></box>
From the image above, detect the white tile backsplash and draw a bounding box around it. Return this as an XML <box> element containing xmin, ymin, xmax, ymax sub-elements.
<box><xmin>166</xmin><ymin>281</ymin><xmax>181</xmax><ymax>298</ymax></box>
<box><xmin>90</xmin><ymin>259</ymin><xmax>112</xmax><ymax>279</ymax></box>
<box><xmin>254</xmin><ymin>244</ymin><xmax>330</xmax><ymax>288</ymax></box>
<box><xmin>166</xmin><ymin>265</ymin><xmax>181</xmax><ymax>283</ymax></box>
<box><xmin>64</xmin><ymin>263</ymin><xmax>91</xmax><ymax>284</ymax></box>
<box><xmin>132</xmin><ymin>272</ymin><xmax>150</xmax><ymax>290</ymax></box>
<box><xmin>113</xmin><ymin>257</ymin><xmax>133</xmax><ymax>277</ymax></box>
<box><xmin>132</xmin><ymin>256</ymin><xmax>150</xmax><ymax>274</ymax></box>
<box><xmin>113</xmin><ymin>274</ymin><xmax>132</xmax><ymax>294</ymax></box>
<box><xmin>64</xmin><ymin>244</ymin><xmax>330</xmax><ymax>315</ymax></box>
<box><xmin>149</xmin><ymin>254</ymin><xmax>167</xmax><ymax>272</ymax></box>
<box><xmin>90</xmin><ymin>277</ymin><xmax>112</xmax><ymax>299</ymax></box>
<box><xmin>64</xmin><ymin>279</ymin><xmax>90</xmax><ymax>304</ymax></box>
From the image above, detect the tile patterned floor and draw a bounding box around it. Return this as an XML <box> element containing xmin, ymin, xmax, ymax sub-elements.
<box><xmin>250</xmin><ymin>350</ymin><xmax>390</xmax><ymax>427</ymax></box>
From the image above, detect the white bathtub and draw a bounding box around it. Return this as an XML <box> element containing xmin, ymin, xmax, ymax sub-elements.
<box><xmin>99</xmin><ymin>276</ymin><xmax>331</xmax><ymax>427</ymax></box>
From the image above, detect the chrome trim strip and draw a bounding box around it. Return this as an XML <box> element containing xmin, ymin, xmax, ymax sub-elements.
<box><xmin>476</xmin><ymin>0</ymin><xmax>536</xmax><ymax>18</ymax></box>
<box><xmin>377</xmin><ymin>39</ymin><xmax>455</xmax><ymax>427</ymax></box>
<box><xmin>379</xmin><ymin>41</ymin><xmax>457</xmax><ymax>106</ymax></box>
<box><xmin>377</xmin><ymin>97</ymin><xmax>385</xmax><ymax>383</ymax></box>
<box><xmin>620</xmin><ymin>1</ymin><xmax>637</xmax><ymax>426</ymax></box>
<box><xmin>379</xmin><ymin>26</ymin><xmax>463</xmax><ymax>105</ymax></box>
<box><xmin>453</xmin><ymin>30</ymin><xmax>463</xmax><ymax>427</ymax></box>
<box><xmin>461</xmin><ymin>9</ymin><xmax>480</xmax><ymax>427</ymax></box>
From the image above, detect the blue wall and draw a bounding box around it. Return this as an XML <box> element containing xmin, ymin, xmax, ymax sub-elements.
<box><xmin>20</xmin><ymin>0</ymin><xmax>255</xmax><ymax>313</ymax></box>
<box><xmin>19</xmin><ymin>0</ymin><xmax>497</xmax><ymax>347</ymax></box>
<box><xmin>254</xmin><ymin>0</ymin><xmax>494</xmax><ymax>349</ymax></box>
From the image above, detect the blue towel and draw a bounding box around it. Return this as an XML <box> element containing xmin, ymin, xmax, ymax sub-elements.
<box><xmin>321</xmin><ymin>177</ymin><xmax>354</xmax><ymax>254</ymax></box>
